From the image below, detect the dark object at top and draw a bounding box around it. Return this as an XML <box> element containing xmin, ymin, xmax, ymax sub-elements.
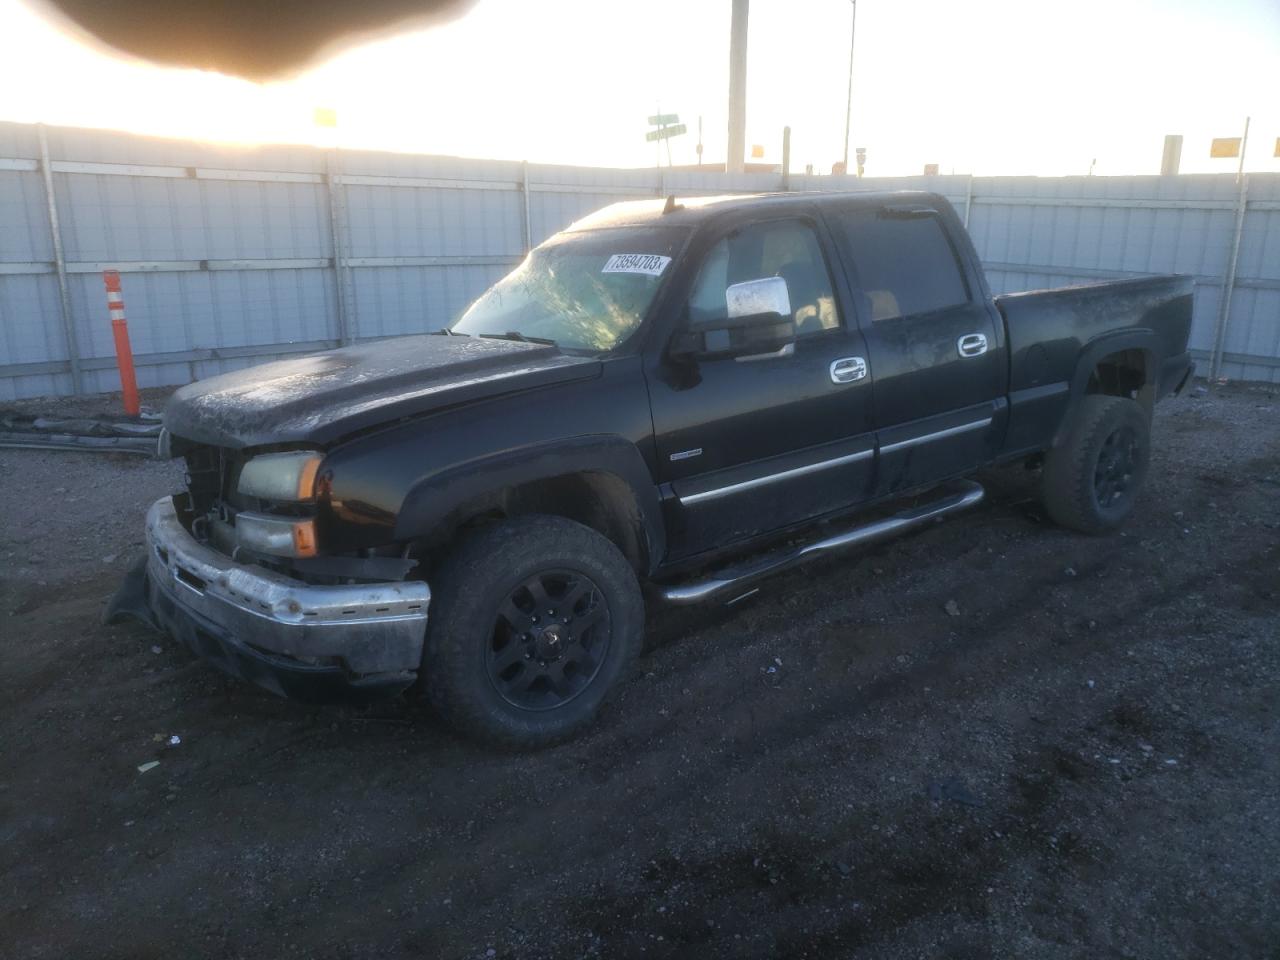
<box><xmin>49</xmin><ymin>0</ymin><xmax>476</xmax><ymax>79</ymax></box>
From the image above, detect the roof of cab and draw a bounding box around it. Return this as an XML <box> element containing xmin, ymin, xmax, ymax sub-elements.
<box><xmin>563</xmin><ymin>190</ymin><xmax>942</xmax><ymax>233</ymax></box>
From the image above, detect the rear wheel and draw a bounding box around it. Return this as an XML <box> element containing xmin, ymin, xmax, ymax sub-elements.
<box><xmin>423</xmin><ymin>514</ymin><xmax>643</xmax><ymax>747</ymax></box>
<box><xmin>1041</xmin><ymin>395</ymin><xmax>1151</xmax><ymax>534</ymax></box>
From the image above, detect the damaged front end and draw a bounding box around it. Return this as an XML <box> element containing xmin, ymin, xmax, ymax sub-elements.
<box><xmin>106</xmin><ymin>439</ymin><xmax>431</xmax><ymax>703</ymax></box>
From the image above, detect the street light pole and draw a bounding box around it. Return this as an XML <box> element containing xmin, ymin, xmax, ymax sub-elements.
<box><xmin>842</xmin><ymin>0</ymin><xmax>857</xmax><ymax>170</ymax></box>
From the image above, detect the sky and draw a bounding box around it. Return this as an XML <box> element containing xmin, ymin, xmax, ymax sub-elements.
<box><xmin>1</xmin><ymin>0</ymin><xmax>1278</xmax><ymax>177</ymax></box>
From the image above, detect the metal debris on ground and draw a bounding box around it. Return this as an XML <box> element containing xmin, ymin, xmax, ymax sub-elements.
<box><xmin>137</xmin><ymin>761</ymin><xmax>160</xmax><ymax>774</ymax></box>
<box><xmin>0</xmin><ymin>432</ymin><xmax>157</xmax><ymax>455</ymax></box>
<box><xmin>0</xmin><ymin>412</ymin><xmax>162</xmax><ymax>437</ymax></box>
<box><xmin>0</xmin><ymin>410</ymin><xmax>162</xmax><ymax>456</ymax></box>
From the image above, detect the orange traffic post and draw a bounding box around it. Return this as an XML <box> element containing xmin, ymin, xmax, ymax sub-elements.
<box><xmin>103</xmin><ymin>270</ymin><xmax>141</xmax><ymax>417</ymax></box>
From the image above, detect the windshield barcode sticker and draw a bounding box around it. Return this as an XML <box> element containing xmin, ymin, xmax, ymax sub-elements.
<box><xmin>602</xmin><ymin>254</ymin><xmax>672</xmax><ymax>276</ymax></box>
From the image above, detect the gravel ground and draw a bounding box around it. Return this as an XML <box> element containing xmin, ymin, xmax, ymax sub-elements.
<box><xmin>1</xmin><ymin>381</ymin><xmax>1277</xmax><ymax>959</ymax></box>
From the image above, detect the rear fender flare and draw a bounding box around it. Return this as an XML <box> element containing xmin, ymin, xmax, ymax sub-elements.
<box><xmin>394</xmin><ymin>435</ymin><xmax>664</xmax><ymax>573</ymax></box>
<box><xmin>1053</xmin><ymin>330</ymin><xmax>1159</xmax><ymax>447</ymax></box>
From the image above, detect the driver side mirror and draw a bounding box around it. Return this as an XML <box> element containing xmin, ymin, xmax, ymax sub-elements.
<box><xmin>671</xmin><ymin>277</ymin><xmax>797</xmax><ymax>361</ymax></box>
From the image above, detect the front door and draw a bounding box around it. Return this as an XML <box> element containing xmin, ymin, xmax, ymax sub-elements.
<box><xmin>647</xmin><ymin>215</ymin><xmax>876</xmax><ymax>560</ymax></box>
<box><xmin>826</xmin><ymin>202</ymin><xmax>1006</xmax><ymax>496</ymax></box>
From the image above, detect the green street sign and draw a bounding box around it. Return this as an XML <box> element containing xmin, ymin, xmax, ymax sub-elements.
<box><xmin>646</xmin><ymin>123</ymin><xmax>687</xmax><ymax>142</ymax></box>
<box><xmin>647</xmin><ymin>113</ymin><xmax>680</xmax><ymax>127</ymax></box>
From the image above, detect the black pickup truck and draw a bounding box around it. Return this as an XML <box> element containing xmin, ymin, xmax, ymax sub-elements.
<box><xmin>109</xmin><ymin>190</ymin><xmax>1195</xmax><ymax>745</ymax></box>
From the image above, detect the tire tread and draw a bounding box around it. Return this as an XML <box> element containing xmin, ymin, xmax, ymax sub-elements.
<box><xmin>423</xmin><ymin>514</ymin><xmax>643</xmax><ymax>747</ymax></box>
<box><xmin>1041</xmin><ymin>394</ymin><xmax>1149</xmax><ymax>534</ymax></box>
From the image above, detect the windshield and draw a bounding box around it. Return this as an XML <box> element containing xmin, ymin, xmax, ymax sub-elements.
<box><xmin>451</xmin><ymin>226</ymin><xmax>688</xmax><ymax>352</ymax></box>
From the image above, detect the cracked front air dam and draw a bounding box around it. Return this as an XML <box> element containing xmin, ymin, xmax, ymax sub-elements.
<box><xmin>106</xmin><ymin>496</ymin><xmax>431</xmax><ymax>703</ymax></box>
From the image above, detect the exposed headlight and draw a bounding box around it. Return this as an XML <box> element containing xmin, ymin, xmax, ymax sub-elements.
<box><xmin>234</xmin><ymin>512</ymin><xmax>318</xmax><ymax>558</ymax></box>
<box><xmin>237</xmin><ymin>450</ymin><xmax>323</xmax><ymax>502</ymax></box>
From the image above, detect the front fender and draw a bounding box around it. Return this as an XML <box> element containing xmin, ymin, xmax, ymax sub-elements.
<box><xmin>393</xmin><ymin>435</ymin><xmax>666</xmax><ymax>574</ymax></box>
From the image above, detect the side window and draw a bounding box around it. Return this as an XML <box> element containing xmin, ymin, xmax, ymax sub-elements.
<box><xmin>687</xmin><ymin>220</ymin><xmax>840</xmax><ymax>336</ymax></box>
<box><xmin>838</xmin><ymin>213</ymin><xmax>970</xmax><ymax>322</ymax></box>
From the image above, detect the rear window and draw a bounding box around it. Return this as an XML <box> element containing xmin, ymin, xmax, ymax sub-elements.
<box><xmin>836</xmin><ymin>212</ymin><xmax>970</xmax><ymax>321</ymax></box>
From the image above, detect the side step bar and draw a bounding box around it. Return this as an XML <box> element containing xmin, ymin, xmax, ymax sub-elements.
<box><xmin>659</xmin><ymin>480</ymin><xmax>986</xmax><ymax>606</ymax></box>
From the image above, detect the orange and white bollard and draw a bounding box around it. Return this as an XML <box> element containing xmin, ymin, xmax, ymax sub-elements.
<box><xmin>103</xmin><ymin>270</ymin><xmax>141</xmax><ymax>417</ymax></box>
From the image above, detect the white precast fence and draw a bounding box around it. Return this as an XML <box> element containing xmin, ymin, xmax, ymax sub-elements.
<box><xmin>1</xmin><ymin>120</ymin><xmax>1277</xmax><ymax>400</ymax></box>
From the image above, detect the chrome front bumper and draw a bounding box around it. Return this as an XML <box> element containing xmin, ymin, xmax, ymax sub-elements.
<box><xmin>142</xmin><ymin>496</ymin><xmax>430</xmax><ymax>689</ymax></box>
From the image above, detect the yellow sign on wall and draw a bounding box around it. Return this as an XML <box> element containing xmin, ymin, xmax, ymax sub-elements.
<box><xmin>1210</xmin><ymin>137</ymin><xmax>1241</xmax><ymax>158</ymax></box>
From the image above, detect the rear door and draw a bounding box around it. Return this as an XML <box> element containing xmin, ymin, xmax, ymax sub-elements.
<box><xmin>826</xmin><ymin>201</ymin><xmax>1006</xmax><ymax>496</ymax></box>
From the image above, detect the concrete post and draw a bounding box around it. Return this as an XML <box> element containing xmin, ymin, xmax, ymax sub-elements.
<box><xmin>726</xmin><ymin>0</ymin><xmax>748</xmax><ymax>174</ymax></box>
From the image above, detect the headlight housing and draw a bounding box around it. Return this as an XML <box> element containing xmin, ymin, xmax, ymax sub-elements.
<box><xmin>237</xmin><ymin>450</ymin><xmax>323</xmax><ymax>502</ymax></box>
<box><xmin>234</xmin><ymin>512</ymin><xmax>319</xmax><ymax>557</ymax></box>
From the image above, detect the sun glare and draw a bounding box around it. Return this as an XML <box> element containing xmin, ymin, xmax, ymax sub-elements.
<box><xmin>1</xmin><ymin>0</ymin><xmax>1277</xmax><ymax>175</ymax></box>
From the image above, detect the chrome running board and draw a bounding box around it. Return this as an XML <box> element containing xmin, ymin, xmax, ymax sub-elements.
<box><xmin>659</xmin><ymin>480</ymin><xmax>985</xmax><ymax>606</ymax></box>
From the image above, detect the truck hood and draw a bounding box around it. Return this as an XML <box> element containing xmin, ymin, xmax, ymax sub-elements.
<box><xmin>163</xmin><ymin>335</ymin><xmax>599</xmax><ymax>448</ymax></box>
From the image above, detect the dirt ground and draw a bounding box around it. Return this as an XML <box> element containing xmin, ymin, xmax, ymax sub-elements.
<box><xmin>1</xmin><ymin>382</ymin><xmax>1277</xmax><ymax>959</ymax></box>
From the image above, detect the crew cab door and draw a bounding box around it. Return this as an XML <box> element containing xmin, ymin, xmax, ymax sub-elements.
<box><xmin>647</xmin><ymin>214</ymin><xmax>876</xmax><ymax>560</ymax></box>
<box><xmin>826</xmin><ymin>201</ymin><xmax>1006</xmax><ymax>495</ymax></box>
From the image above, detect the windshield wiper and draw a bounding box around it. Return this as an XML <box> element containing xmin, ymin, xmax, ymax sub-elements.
<box><xmin>432</xmin><ymin>327</ymin><xmax>467</xmax><ymax>336</ymax></box>
<box><xmin>479</xmin><ymin>331</ymin><xmax>558</xmax><ymax>346</ymax></box>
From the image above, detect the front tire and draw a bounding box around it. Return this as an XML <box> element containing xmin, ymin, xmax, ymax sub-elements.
<box><xmin>423</xmin><ymin>515</ymin><xmax>643</xmax><ymax>747</ymax></box>
<box><xmin>1041</xmin><ymin>395</ymin><xmax>1151</xmax><ymax>534</ymax></box>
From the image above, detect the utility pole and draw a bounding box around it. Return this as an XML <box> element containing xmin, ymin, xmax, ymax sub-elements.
<box><xmin>842</xmin><ymin>0</ymin><xmax>857</xmax><ymax>170</ymax></box>
<box><xmin>782</xmin><ymin>126</ymin><xmax>791</xmax><ymax>191</ymax></box>
<box><xmin>727</xmin><ymin>0</ymin><xmax>749</xmax><ymax>173</ymax></box>
<box><xmin>1236</xmin><ymin>116</ymin><xmax>1251</xmax><ymax>183</ymax></box>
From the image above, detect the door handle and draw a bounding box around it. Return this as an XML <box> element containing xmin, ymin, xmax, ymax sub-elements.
<box><xmin>957</xmin><ymin>333</ymin><xmax>988</xmax><ymax>358</ymax></box>
<box><xmin>830</xmin><ymin>356</ymin><xmax>868</xmax><ymax>384</ymax></box>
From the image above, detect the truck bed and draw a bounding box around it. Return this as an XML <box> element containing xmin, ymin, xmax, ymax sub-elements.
<box><xmin>995</xmin><ymin>274</ymin><xmax>1194</xmax><ymax>455</ymax></box>
<box><xmin>997</xmin><ymin>275</ymin><xmax>1194</xmax><ymax>394</ymax></box>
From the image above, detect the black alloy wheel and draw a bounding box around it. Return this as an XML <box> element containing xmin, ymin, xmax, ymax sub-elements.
<box><xmin>1093</xmin><ymin>424</ymin><xmax>1139</xmax><ymax>509</ymax></box>
<box><xmin>486</xmin><ymin>570</ymin><xmax>611</xmax><ymax>710</ymax></box>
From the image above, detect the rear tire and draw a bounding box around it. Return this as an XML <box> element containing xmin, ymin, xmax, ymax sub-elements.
<box><xmin>1041</xmin><ymin>395</ymin><xmax>1151</xmax><ymax>534</ymax></box>
<box><xmin>423</xmin><ymin>514</ymin><xmax>643</xmax><ymax>747</ymax></box>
